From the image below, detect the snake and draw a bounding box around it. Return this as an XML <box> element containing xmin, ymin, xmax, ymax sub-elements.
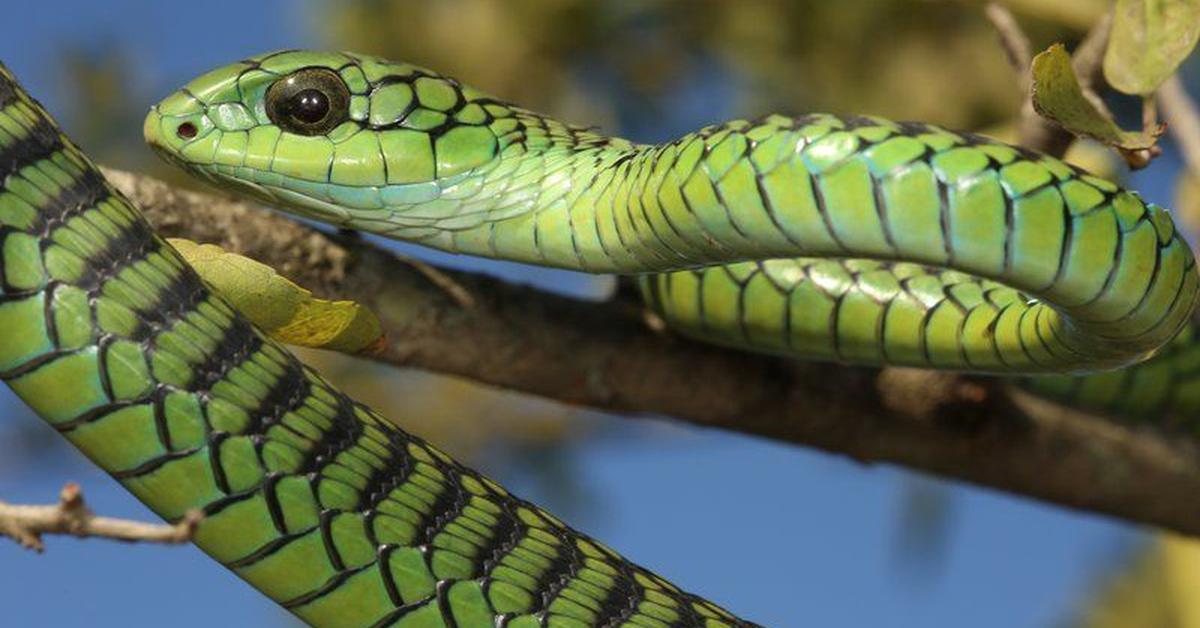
<box><xmin>142</xmin><ymin>50</ymin><xmax>1200</xmax><ymax>420</ymax></box>
<box><xmin>0</xmin><ymin>63</ymin><xmax>758</xmax><ymax>627</ymax></box>
<box><xmin>1</xmin><ymin>47</ymin><xmax>1198</xmax><ymax>627</ymax></box>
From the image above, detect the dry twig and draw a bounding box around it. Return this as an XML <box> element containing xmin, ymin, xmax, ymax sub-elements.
<box><xmin>0</xmin><ymin>483</ymin><xmax>201</xmax><ymax>552</ymax></box>
<box><xmin>985</xmin><ymin>2</ymin><xmax>1034</xmax><ymax>85</ymax></box>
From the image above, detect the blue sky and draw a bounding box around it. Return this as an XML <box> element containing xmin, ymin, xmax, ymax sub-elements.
<box><xmin>0</xmin><ymin>2</ymin><xmax>1170</xmax><ymax>626</ymax></box>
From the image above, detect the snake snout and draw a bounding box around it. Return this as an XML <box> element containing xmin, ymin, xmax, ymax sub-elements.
<box><xmin>145</xmin><ymin>109</ymin><xmax>218</xmax><ymax>174</ymax></box>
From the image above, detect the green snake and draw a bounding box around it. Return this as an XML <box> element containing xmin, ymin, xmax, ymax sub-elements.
<box><xmin>0</xmin><ymin>62</ymin><xmax>755</xmax><ymax>627</ymax></box>
<box><xmin>2</xmin><ymin>47</ymin><xmax>1199</xmax><ymax>627</ymax></box>
<box><xmin>142</xmin><ymin>52</ymin><xmax>1200</xmax><ymax>400</ymax></box>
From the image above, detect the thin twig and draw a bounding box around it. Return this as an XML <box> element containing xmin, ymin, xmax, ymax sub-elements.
<box><xmin>1161</xmin><ymin>75</ymin><xmax>1200</xmax><ymax>176</ymax></box>
<box><xmin>1159</xmin><ymin>75</ymin><xmax>1200</xmax><ymax>234</ymax></box>
<box><xmin>399</xmin><ymin>255</ymin><xmax>477</xmax><ymax>309</ymax></box>
<box><xmin>985</xmin><ymin>2</ymin><xmax>1033</xmax><ymax>85</ymax></box>
<box><xmin>0</xmin><ymin>483</ymin><xmax>201</xmax><ymax>553</ymax></box>
<box><xmin>1074</xmin><ymin>12</ymin><xmax>1162</xmax><ymax>171</ymax></box>
<box><xmin>1144</xmin><ymin>95</ymin><xmax>1160</xmax><ymax>137</ymax></box>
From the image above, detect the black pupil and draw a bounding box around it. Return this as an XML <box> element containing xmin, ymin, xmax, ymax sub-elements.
<box><xmin>289</xmin><ymin>89</ymin><xmax>329</xmax><ymax>124</ymax></box>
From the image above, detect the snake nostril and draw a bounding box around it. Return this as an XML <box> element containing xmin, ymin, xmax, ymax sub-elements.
<box><xmin>176</xmin><ymin>122</ymin><xmax>197</xmax><ymax>140</ymax></box>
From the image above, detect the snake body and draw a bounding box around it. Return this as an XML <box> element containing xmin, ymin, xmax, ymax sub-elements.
<box><xmin>144</xmin><ymin>51</ymin><xmax>1198</xmax><ymax>384</ymax></box>
<box><xmin>0</xmin><ymin>65</ymin><xmax>756</xmax><ymax>627</ymax></box>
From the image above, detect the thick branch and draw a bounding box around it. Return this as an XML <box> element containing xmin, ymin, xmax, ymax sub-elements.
<box><xmin>0</xmin><ymin>483</ymin><xmax>201</xmax><ymax>552</ymax></box>
<box><xmin>101</xmin><ymin>167</ymin><xmax>1200</xmax><ymax>537</ymax></box>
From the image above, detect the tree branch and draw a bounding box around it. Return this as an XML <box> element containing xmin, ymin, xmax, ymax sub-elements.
<box><xmin>0</xmin><ymin>483</ymin><xmax>201</xmax><ymax>552</ymax></box>
<box><xmin>97</xmin><ymin>167</ymin><xmax>1200</xmax><ymax>538</ymax></box>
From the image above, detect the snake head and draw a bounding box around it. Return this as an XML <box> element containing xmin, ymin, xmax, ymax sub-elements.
<box><xmin>144</xmin><ymin>50</ymin><xmax>507</xmax><ymax>226</ymax></box>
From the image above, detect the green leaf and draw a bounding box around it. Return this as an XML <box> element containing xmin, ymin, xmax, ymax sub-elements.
<box><xmin>1105</xmin><ymin>0</ymin><xmax>1200</xmax><ymax>95</ymax></box>
<box><xmin>169</xmin><ymin>238</ymin><xmax>383</xmax><ymax>353</ymax></box>
<box><xmin>1032</xmin><ymin>44</ymin><xmax>1164</xmax><ymax>152</ymax></box>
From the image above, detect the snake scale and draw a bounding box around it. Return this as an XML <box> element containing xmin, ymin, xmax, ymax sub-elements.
<box><xmin>3</xmin><ymin>48</ymin><xmax>1200</xmax><ymax>626</ymax></box>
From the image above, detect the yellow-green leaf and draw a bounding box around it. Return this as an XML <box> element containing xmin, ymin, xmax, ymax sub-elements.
<box><xmin>1083</xmin><ymin>534</ymin><xmax>1200</xmax><ymax>628</ymax></box>
<box><xmin>1105</xmin><ymin>0</ymin><xmax>1200</xmax><ymax>95</ymax></box>
<box><xmin>168</xmin><ymin>238</ymin><xmax>383</xmax><ymax>353</ymax></box>
<box><xmin>1032</xmin><ymin>44</ymin><xmax>1164</xmax><ymax>151</ymax></box>
<box><xmin>1175</xmin><ymin>170</ymin><xmax>1200</xmax><ymax>239</ymax></box>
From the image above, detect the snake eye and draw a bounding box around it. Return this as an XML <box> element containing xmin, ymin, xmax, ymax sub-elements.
<box><xmin>265</xmin><ymin>68</ymin><xmax>350</xmax><ymax>136</ymax></box>
<box><xmin>290</xmin><ymin>89</ymin><xmax>330</xmax><ymax>123</ymax></box>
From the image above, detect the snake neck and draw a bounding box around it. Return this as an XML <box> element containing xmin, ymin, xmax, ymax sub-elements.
<box><xmin>342</xmin><ymin>105</ymin><xmax>652</xmax><ymax>270</ymax></box>
<box><xmin>365</xmin><ymin>111</ymin><xmax>847</xmax><ymax>273</ymax></box>
<box><xmin>392</xmin><ymin>107</ymin><xmax>642</xmax><ymax>264</ymax></box>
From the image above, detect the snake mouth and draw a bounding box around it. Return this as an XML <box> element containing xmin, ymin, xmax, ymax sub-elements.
<box><xmin>144</xmin><ymin>133</ymin><xmax>195</xmax><ymax>175</ymax></box>
<box><xmin>143</xmin><ymin>106</ymin><xmax>189</xmax><ymax>162</ymax></box>
<box><xmin>142</xmin><ymin>107</ymin><xmax>165</xmax><ymax>147</ymax></box>
<box><xmin>142</xmin><ymin>99</ymin><xmax>216</xmax><ymax>161</ymax></box>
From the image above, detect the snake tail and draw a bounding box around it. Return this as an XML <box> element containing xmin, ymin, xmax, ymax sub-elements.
<box><xmin>0</xmin><ymin>63</ymin><xmax>757</xmax><ymax>628</ymax></box>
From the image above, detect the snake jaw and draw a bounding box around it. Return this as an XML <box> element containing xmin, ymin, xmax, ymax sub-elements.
<box><xmin>142</xmin><ymin>107</ymin><xmax>178</xmax><ymax>154</ymax></box>
<box><xmin>143</xmin><ymin>107</ymin><xmax>191</xmax><ymax>149</ymax></box>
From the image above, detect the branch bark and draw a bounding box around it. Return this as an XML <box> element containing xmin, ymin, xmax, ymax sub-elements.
<box><xmin>98</xmin><ymin>167</ymin><xmax>1200</xmax><ymax>538</ymax></box>
<box><xmin>0</xmin><ymin>483</ymin><xmax>201</xmax><ymax>552</ymax></box>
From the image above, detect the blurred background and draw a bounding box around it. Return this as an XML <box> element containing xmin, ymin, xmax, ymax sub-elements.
<box><xmin>0</xmin><ymin>0</ymin><xmax>1197</xmax><ymax>626</ymax></box>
